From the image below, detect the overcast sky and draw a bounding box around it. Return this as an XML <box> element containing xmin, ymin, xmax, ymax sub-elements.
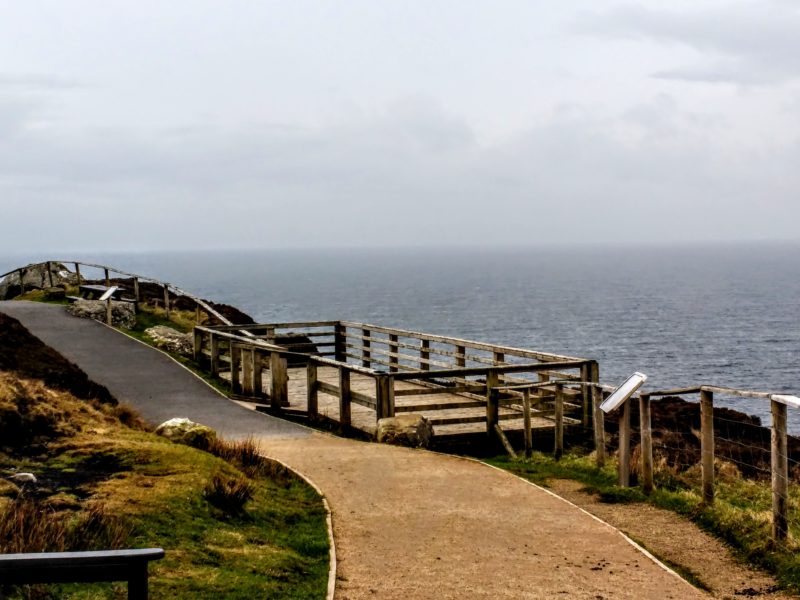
<box><xmin>1</xmin><ymin>0</ymin><xmax>799</xmax><ymax>253</ymax></box>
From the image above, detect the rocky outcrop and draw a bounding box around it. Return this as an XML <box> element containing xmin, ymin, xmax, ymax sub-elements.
<box><xmin>67</xmin><ymin>299</ymin><xmax>136</xmax><ymax>329</ymax></box>
<box><xmin>156</xmin><ymin>418</ymin><xmax>217</xmax><ymax>450</ymax></box>
<box><xmin>0</xmin><ymin>263</ymin><xmax>77</xmax><ymax>299</ymax></box>
<box><xmin>145</xmin><ymin>325</ymin><xmax>193</xmax><ymax>357</ymax></box>
<box><xmin>376</xmin><ymin>414</ymin><xmax>434</xmax><ymax>448</ymax></box>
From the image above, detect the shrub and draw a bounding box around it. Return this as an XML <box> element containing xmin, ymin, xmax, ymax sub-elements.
<box><xmin>203</xmin><ymin>472</ymin><xmax>254</xmax><ymax>515</ymax></box>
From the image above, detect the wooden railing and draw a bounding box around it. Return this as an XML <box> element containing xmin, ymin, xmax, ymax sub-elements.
<box><xmin>1</xmin><ymin>261</ymin><xmax>233</xmax><ymax>326</ymax></box>
<box><xmin>193</xmin><ymin>321</ymin><xmax>601</xmax><ymax>450</ymax></box>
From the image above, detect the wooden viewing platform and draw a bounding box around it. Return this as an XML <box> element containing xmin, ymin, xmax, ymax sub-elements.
<box><xmin>193</xmin><ymin>321</ymin><xmax>604</xmax><ymax>449</ymax></box>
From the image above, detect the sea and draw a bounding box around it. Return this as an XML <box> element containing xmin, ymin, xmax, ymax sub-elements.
<box><xmin>3</xmin><ymin>243</ymin><xmax>799</xmax><ymax>430</ymax></box>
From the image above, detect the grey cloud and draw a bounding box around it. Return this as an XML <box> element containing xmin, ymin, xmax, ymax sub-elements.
<box><xmin>575</xmin><ymin>2</ymin><xmax>800</xmax><ymax>84</ymax></box>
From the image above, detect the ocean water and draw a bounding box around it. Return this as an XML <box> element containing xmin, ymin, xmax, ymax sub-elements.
<box><xmin>3</xmin><ymin>243</ymin><xmax>799</xmax><ymax>429</ymax></box>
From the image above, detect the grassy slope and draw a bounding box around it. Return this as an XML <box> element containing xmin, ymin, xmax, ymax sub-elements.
<box><xmin>0</xmin><ymin>308</ymin><xmax>329</xmax><ymax>599</ymax></box>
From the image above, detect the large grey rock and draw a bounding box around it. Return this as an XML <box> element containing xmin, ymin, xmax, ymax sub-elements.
<box><xmin>0</xmin><ymin>263</ymin><xmax>77</xmax><ymax>299</ymax></box>
<box><xmin>145</xmin><ymin>325</ymin><xmax>193</xmax><ymax>357</ymax></box>
<box><xmin>156</xmin><ymin>417</ymin><xmax>217</xmax><ymax>450</ymax></box>
<box><xmin>67</xmin><ymin>299</ymin><xmax>136</xmax><ymax>329</ymax></box>
<box><xmin>376</xmin><ymin>414</ymin><xmax>434</xmax><ymax>448</ymax></box>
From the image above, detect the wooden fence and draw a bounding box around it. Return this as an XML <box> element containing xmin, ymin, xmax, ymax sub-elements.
<box><xmin>193</xmin><ymin>321</ymin><xmax>603</xmax><ymax>450</ymax></box>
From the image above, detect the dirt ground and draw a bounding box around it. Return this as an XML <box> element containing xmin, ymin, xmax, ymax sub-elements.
<box><xmin>548</xmin><ymin>479</ymin><xmax>796</xmax><ymax>600</ymax></box>
<box><xmin>256</xmin><ymin>432</ymin><xmax>706</xmax><ymax>600</ymax></box>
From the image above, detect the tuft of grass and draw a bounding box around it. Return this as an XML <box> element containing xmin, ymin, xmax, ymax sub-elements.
<box><xmin>204</xmin><ymin>471</ymin><xmax>255</xmax><ymax>515</ymax></box>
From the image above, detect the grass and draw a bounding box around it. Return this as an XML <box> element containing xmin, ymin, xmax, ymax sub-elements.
<box><xmin>487</xmin><ymin>451</ymin><xmax>800</xmax><ymax>593</ymax></box>
<box><xmin>0</xmin><ymin>375</ymin><xmax>329</xmax><ymax>599</ymax></box>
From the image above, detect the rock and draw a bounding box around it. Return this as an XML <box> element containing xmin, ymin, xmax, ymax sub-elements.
<box><xmin>0</xmin><ymin>263</ymin><xmax>77</xmax><ymax>299</ymax></box>
<box><xmin>67</xmin><ymin>299</ymin><xmax>136</xmax><ymax>329</ymax></box>
<box><xmin>376</xmin><ymin>414</ymin><xmax>434</xmax><ymax>449</ymax></box>
<box><xmin>145</xmin><ymin>325</ymin><xmax>194</xmax><ymax>357</ymax></box>
<box><xmin>156</xmin><ymin>417</ymin><xmax>217</xmax><ymax>450</ymax></box>
<box><xmin>8</xmin><ymin>472</ymin><xmax>37</xmax><ymax>484</ymax></box>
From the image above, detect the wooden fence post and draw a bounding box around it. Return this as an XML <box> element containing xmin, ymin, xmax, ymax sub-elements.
<box><xmin>771</xmin><ymin>399</ymin><xmax>789</xmax><ymax>541</ymax></box>
<box><xmin>307</xmin><ymin>362</ymin><xmax>318</xmax><ymax>421</ymax></box>
<box><xmin>193</xmin><ymin>329</ymin><xmax>203</xmax><ymax>364</ymax></box>
<box><xmin>455</xmin><ymin>344</ymin><xmax>466</xmax><ymax>368</ymax></box>
<box><xmin>640</xmin><ymin>393</ymin><xmax>654</xmax><ymax>494</ymax></box>
<box><xmin>242</xmin><ymin>349</ymin><xmax>254</xmax><ymax>395</ymax></box>
<box><xmin>74</xmin><ymin>263</ymin><xmax>82</xmax><ymax>287</ymax></box>
<box><xmin>486</xmin><ymin>370</ymin><xmax>499</xmax><ymax>435</ymax></box>
<box><xmin>523</xmin><ymin>388</ymin><xmax>532</xmax><ymax>459</ymax></box>
<box><xmin>230</xmin><ymin>345</ymin><xmax>241</xmax><ymax>394</ymax></box>
<box><xmin>210</xmin><ymin>334</ymin><xmax>220</xmax><ymax>375</ymax></box>
<box><xmin>133</xmin><ymin>277</ymin><xmax>139</xmax><ymax>301</ymax></box>
<box><xmin>339</xmin><ymin>367</ymin><xmax>351</xmax><ymax>428</ymax></box>
<box><xmin>590</xmin><ymin>361</ymin><xmax>605</xmax><ymax>467</ymax></box>
<box><xmin>580</xmin><ymin>362</ymin><xmax>591</xmax><ymax>427</ymax></box>
<box><xmin>104</xmin><ymin>268</ymin><xmax>110</xmax><ymax>288</ymax></box>
<box><xmin>270</xmin><ymin>352</ymin><xmax>288</xmax><ymax>409</ymax></box>
<box><xmin>334</xmin><ymin>323</ymin><xmax>345</xmax><ymax>362</ymax></box>
<box><xmin>554</xmin><ymin>382</ymin><xmax>564</xmax><ymax>461</ymax></box>
<box><xmin>253</xmin><ymin>350</ymin><xmax>263</xmax><ymax>398</ymax></box>
<box><xmin>700</xmin><ymin>389</ymin><xmax>715</xmax><ymax>504</ymax></box>
<box><xmin>46</xmin><ymin>261</ymin><xmax>54</xmax><ymax>288</ymax></box>
<box><xmin>163</xmin><ymin>285</ymin><xmax>170</xmax><ymax>318</ymax></box>
<box><xmin>362</xmin><ymin>328</ymin><xmax>371</xmax><ymax>368</ymax></box>
<box><xmin>420</xmin><ymin>339</ymin><xmax>430</xmax><ymax>371</ymax></box>
<box><xmin>389</xmin><ymin>334</ymin><xmax>399</xmax><ymax>372</ymax></box>
<box><xmin>618</xmin><ymin>398</ymin><xmax>631</xmax><ymax>487</ymax></box>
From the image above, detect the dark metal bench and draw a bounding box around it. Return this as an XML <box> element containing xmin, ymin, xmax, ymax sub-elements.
<box><xmin>0</xmin><ymin>548</ymin><xmax>164</xmax><ymax>599</ymax></box>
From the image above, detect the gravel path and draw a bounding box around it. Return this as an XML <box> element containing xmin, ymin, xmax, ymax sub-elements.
<box><xmin>1</xmin><ymin>301</ymin><xmax>705</xmax><ymax>599</ymax></box>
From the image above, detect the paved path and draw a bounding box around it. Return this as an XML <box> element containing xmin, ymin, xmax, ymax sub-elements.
<box><xmin>1</xmin><ymin>301</ymin><xmax>705</xmax><ymax>599</ymax></box>
<box><xmin>0</xmin><ymin>301</ymin><xmax>306</xmax><ymax>439</ymax></box>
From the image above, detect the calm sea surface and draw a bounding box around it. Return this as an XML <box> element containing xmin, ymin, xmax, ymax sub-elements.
<box><xmin>4</xmin><ymin>244</ymin><xmax>799</xmax><ymax>429</ymax></box>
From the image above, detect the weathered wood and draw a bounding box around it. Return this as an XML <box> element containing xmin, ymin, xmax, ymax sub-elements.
<box><xmin>590</xmin><ymin>361</ymin><xmax>605</xmax><ymax>467</ymax></box>
<box><xmin>46</xmin><ymin>261</ymin><xmax>54</xmax><ymax>287</ymax></box>
<box><xmin>455</xmin><ymin>344</ymin><xmax>466</xmax><ymax>368</ymax></box>
<box><xmin>523</xmin><ymin>388</ymin><xmax>532</xmax><ymax>459</ymax></box>
<box><xmin>339</xmin><ymin>367</ymin><xmax>351</xmax><ymax>427</ymax></box>
<box><xmin>270</xmin><ymin>352</ymin><xmax>288</xmax><ymax>409</ymax></box>
<box><xmin>74</xmin><ymin>262</ymin><xmax>82</xmax><ymax>287</ymax></box>
<box><xmin>193</xmin><ymin>330</ymin><xmax>203</xmax><ymax>363</ymax></box>
<box><xmin>133</xmin><ymin>276</ymin><xmax>139</xmax><ymax>301</ymax></box>
<box><xmin>554</xmin><ymin>382</ymin><xmax>564</xmax><ymax>460</ymax></box>
<box><xmin>242</xmin><ymin>349</ymin><xmax>254</xmax><ymax>395</ymax></box>
<box><xmin>580</xmin><ymin>363</ymin><xmax>590</xmax><ymax>426</ymax></box>
<box><xmin>316</xmin><ymin>381</ymin><xmax>340</xmax><ymax>396</ymax></box>
<box><xmin>210</xmin><ymin>333</ymin><xmax>220</xmax><ymax>375</ymax></box>
<box><xmin>395</xmin><ymin>400</ymin><xmax>486</xmax><ymax>412</ymax></box>
<box><xmin>494</xmin><ymin>424</ymin><xmax>517</xmax><ymax>459</ymax></box>
<box><xmin>393</xmin><ymin>384</ymin><xmax>486</xmax><ymax>397</ymax></box>
<box><xmin>362</xmin><ymin>327</ymin><xmax>371</xmax><ymax>368</ymax></box>
<box><xmin>307</xmin><ymin>363</ymin><xmax>318</xmax><ymax>420</ymax></box>
<box><xmin>640</xmin><ymin>393</ymin><xmax>654</xmax><ymax>494</ymax></box>
<box><xmin>618</xmin><ymin>398</ymin><xmax>631</xmax><ymax>486</ymax></box>
<box><xmin>392</xmin><ymin>360</ymin><xmax>582</xmax><ymax>381</ymax></box>
<box><xmin>333</xmin><ymin>323</ymin><xmax>345</xmax><ymax>361</ymax></box>
<box><xmin>700</xmin><ymin>389</ymin><xmax>715</xmax><ymax>504</ymax></box>
<box><xmin>388</xmin><ymin>334</ymin><xmax>399</xmax><ymax>372</ymax></box>
<box><xmin>375</xmin><ymin>375</ymin><xmax>395</xmax><ymax>420</ymax></box>
<box><xmin>420</xmin><ymin>339</ymin><xmax>430</xmax><ymax>371</ymax></box>
<box><xmin>104</xmin><ymin>268</ymin><xmax>110</xmax><ymax>288</ymax></box>
<box><xmin>771</xmin><ymin>399</ymin><xmax>788</xmax><ymax>541</ymax></box>
<box><xmin>702</xmin><ymin>385</ymin><xmax>772</xmax><ymax>400</ymax></box>
<box><xmin>230</xmin><ymin>345</ymin><xmax>241</xmax><ymax>393</ymax></box>
<box><xmin>253</xmin><ymin>350</ymin><xmax>263</xmax><ymax>397</ymax></box>
<box><xmin>486</xmin><ymin>370</ymin><xmax>500</xmax><ymax>435</ymax></box>
<box><xmin>163</xmin><ymin>284</ymin><xmax>170</xmax><ymax>318</ymax></box>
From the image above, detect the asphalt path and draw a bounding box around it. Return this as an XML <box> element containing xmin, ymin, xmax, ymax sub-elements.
<box><xmin>0</xmin><ymin>301</ymin><xmax>307</xmax><ymax>439</ymax></box>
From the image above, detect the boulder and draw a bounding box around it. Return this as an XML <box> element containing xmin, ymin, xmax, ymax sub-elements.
<box><xmin>376</xmin><ymin>414</ymin><xmax>434</xmax><ymax>449</ymax></box>
<box><xmin>156</xmin><ymin>418</ymin><xmax>217</xmax><ymax>450</ymax></box>
<box><xmin>67</xmin><ymin>299</ymin><xmax>136</xmax><ymax>329</ymax></box>
<box><xmin>145</xmin><ymin>325</ymin><xmax>194</xmax><ymax>357</ymax></box>
<box><xmin>0</xmin><ymin>263</ymin><xmax>77</xmax><ymax>299</ymax></box>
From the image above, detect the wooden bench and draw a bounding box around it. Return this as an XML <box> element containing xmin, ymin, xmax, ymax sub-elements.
<box><xmin>0</xmin><ymin>548</ymin><xmax>164</xmax><ymax>599</ymax></box>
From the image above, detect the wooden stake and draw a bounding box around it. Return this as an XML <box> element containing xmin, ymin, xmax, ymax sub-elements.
<box><xmin>486</xmin><ymin>370</ymin><xmax>499</xmax><ymax>435</ymax></box>
<box><xmin>334</xmin><ymin>323</ymin><xmax>345</xmax><ymax>362</ymax></box>
<box><xmin>700</xmin><ymin>389</ymin><xmax>715</xmax><ymax>504</ymax></box>
<box><xmin>640</xmin><ymin>394</ymin><xmax>654</xmax><ymax>494</ymax></box>
<box><xmin>270</xmin><ymin>352</ymin><xmax>288</xmax><ymax>409</ymax></box>
<box><xmin>133</xmin><ymin>277</ymin><xmax>139</xmax><ymax>301</ymax></box>
<box><xmin>253</xmin><ymin>350</ymin><xmax>263</xmax><ymax>397</ymax></box>
<box><xmin>494</xmin><ymin>424</ymin><xmax>517</xmax><ymax>459</ymax></box>
<box><xmin>104</xmin><ymin>268</ymin><xmax>110</xmax><ymax>288</ymax></box>
<box><xmin>420</xmin><ymin>339</ymin><xmax>430</xmax><ymax>371</ymax></box>
<box><xmin>339</xmin><ymin>367</ymin><xmax>351</xmax><ymax>427</ymax></box>
<box><xmin>193</xmin><ymin>330</ymin><xmax>203</xmax><ymax>363</ymax></box>
<box><xmin>46</xmin><ymin>261</ymin><xmax>53</xmax><ymax>288</ymax></box>
<box><xmin>230</xmin><ymin>345</ymin><xmax>241</xmax><ymax>394</ymax></box>
<box><xmin>523</xmin><ymin>388</ymin><xmax>532</xmax><ymax>459</ymax></box>
<box><xmin>307</xmin><ymin>362</ymin><xmax>318</xmax><ymax>421</ymax></box>
<box><xmin>74</xmin><ymin>263</ymin><xmax>82</xmax><ymax>287</ymax></box>
<box><xmin>554</xmin><ymin>382</ymin><xmax>564</xmax><ymax>461</ymax></box>
<box><xmin>389</xmin><ymin>334</ymin><xmax>399</xmax><ymax>372</ymax></box>
<box><xmin>580</xmin><ymin>363</ymin><xmax>591</xmax><ymax>426</ymax></box>
<box><xmin>618</xmin><ymin>398</ymin><xmax>631</xmax><ymax>486</ymax></box>
<box><xmin>771</xmin><ymin>399</ymin><xmax>789</xmax><ymax>541</ymax></box>
<box><xmin>242</xmin><ymin>349</ymin><xmax>254</xmax><ymax>395</ymax></box>
<box><xmin>210</xmin><ymin>334</ymin><xmax>220</xmax><ymax>375</ymax></box>
<box><xmin>362</xmin><ymin>328</ymin><xmax>371</xmax><ymax>368</ymax></box>
<box><xmin>590</xmin><ymin>361</ymin><xmax>606</xmax><ymax>467</ymax></box>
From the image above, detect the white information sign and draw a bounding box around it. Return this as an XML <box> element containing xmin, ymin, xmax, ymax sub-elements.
<box><xmin>600</xmin><ymin>372</ymin><xmax>648</xmax><ymax>414</ymax></box>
